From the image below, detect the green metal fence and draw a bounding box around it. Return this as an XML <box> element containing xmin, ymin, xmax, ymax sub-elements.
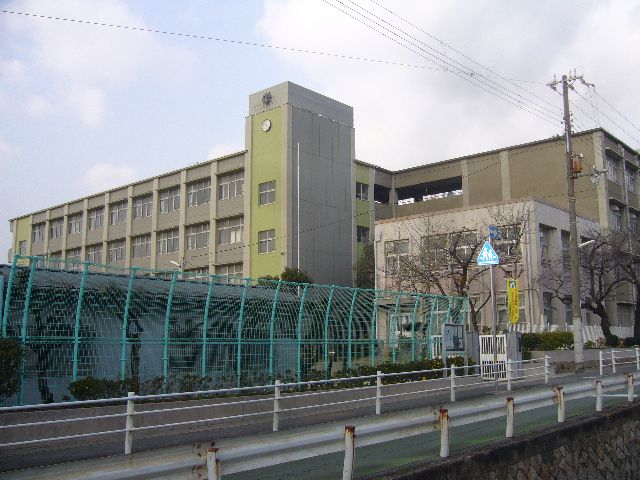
<box><xmin>1</xmin><ymin>255</ymin><xmax>468</xmax><ymax>405</ymax></box>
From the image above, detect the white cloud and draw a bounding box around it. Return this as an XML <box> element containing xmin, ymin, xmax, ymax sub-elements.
<box><xmin>256</xmin><ymin>0</ymin><xmax>639</xmax><ymax>168</ymax></box>
<box><xmin>0</xmin><ymin>137</ymin><xmax>18</xmax><ymax>165</ymax></box>
<box><xmin>0</xmin><ymin>59</ymin><xmax>26</xmax><ymax>82</ymax></box>
<box><xmin>68</xmin><ymin>88</ymin><xmax>105</xmax><ymax>127</ymax></box>
<box><xmin>208</xmin><ymin>143</ymin><xmax>245</xmax><ymax>160</ymax></box>
<box><xmin>26</xmin><ymin>95</ymin><xmax>53</xmax><ymax>117</ymax></box>
<box><xmin>82</xmin><ymin>163</ymin><xmax>137</xmax><ymax>192</ymax></box>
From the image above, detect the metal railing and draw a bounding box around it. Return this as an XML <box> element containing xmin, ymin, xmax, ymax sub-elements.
<box><xmin>598</xmin><ymin>347</ymin><xmax>640</xmax><ymax>376</ymax></box>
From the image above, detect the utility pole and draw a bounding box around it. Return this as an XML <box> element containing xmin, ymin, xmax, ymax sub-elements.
<box><xmin>548</xmin><ymin>72</ymin><xmax>589</xmax><ymax>369</ymax></box>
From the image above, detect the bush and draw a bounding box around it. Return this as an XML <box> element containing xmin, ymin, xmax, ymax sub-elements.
<box><xmin>521</xmin><ymin>332</ymin><xmax>574</xmax><ymax>352</ymax></box>
<box><xmin>605</xmin><ymin>334</ymin><xmax>620</xmax><ymax>348</ymax></box>
<box><xmin>68</xmin><ymin>376</ymin><xmax>121</xmax><ymax>400</ymax></box>
<box><xmin>0</xmin><ymin>338</ymin><xmax>23</xmax><ymax>402</ymax></box>
<box><xmin>623</xmin><ymin>337</ymin><xmax>640</xmax><ymax>347</ymax></box>
<box><xmin>584</xmin><ymin>340</ymin><xmax>596</xmax><ymax>349</ymax></box>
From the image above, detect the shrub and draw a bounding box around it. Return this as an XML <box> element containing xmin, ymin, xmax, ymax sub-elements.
<box><xmin>584</xmin><ymin>340</ymin><xmax>596</xmax><ymax>349</ymax></box>
<box><xmin>521</xmin><ymin>332</ymin><xmax>574</xmax><ymax>352</ymax></box>
<box><xmin>605</xmin><ymin>334</ymin><xmax>619</xmax><ymax>348</ymax></box>
<box><xmin>68</xmin><ymin>376</ymin><xmax>121</xmax><ymax>400</ymax></box>
<box><xmin>0</xmin><ymin>338</ymin><xmax>23</xmax><ymax>402</ymax></box>
<box><xmin>623</xmin><ymin>337</ymin><xmax>640</xmax><ymax>347</ymax></box>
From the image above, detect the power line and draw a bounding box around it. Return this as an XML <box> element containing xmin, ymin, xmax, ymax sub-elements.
<box><xmin>593</xmin><ymin>90</ymin><xmax>640</xmax><ymax>136</ymax></box>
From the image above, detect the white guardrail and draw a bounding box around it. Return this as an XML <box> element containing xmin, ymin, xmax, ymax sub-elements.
<box><xmin>0</xmin><ymin>357</ymin><xmax>636</xmax><ymax>480</ymax></box>
<box><xmin>598</xmin><ymin>347</ymin><xmax>640</xmax><ymax>376</ymax></box>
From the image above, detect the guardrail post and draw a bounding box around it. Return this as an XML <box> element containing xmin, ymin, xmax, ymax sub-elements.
<box><xmin>125</xmin><ymin>391</ymin><xmax>135</xmax><ymax>454</ymax></box>
<box><xmin>506</xmin><ymin>360</ymin><xmax>512</xmax><ymax>392</ymax></box>
<box><xmin>505</xmin><ymin>397</ymin><xmax>514</xmax><ymax>438</ymax></box>
<box><xmin>636</xmin><ymin>347</ymin><xmax>640</xmax><ymax>371</ymax></box>
<box><xmin>612</xmin><ymin>349</ymin><xmax>617</xmax><ymax>374</ymax></box>
<box><xmin>627</xmin><ymin>373</ymin><xmax>634</xmax><ymax>403</ymax></box>
<box><xmin>595</xmin><ymin>380</ymin><xmax>603</xmax><ymax>412</ymax></box>
<box><xmin>207</xmin><ymin>447</ymin><xmax>220</xmax><ymax>480</ymax></box>
<box><xmin>450</xmin><ymin>366</ymin><xmax>456</xmax><ymax>402</ymax></box>
<box><xmin>439</xmin><ymin>408</ymin><xmax>449</xmax><ymax>457</ymax></box>
<box><xmin>273</xmin><ymin>379</ymin><xmax>281</xmax><ymax>432</ymax></box>
<box><xmin>599</xmin><ymin>350</ymin><xmax>604</xmax><ymax>377</ymax></box>
<box><xmin>556</xmin><ymin>387</ymin><xmax>565</xmax><ymax>423</ymax></box>
<box><xmin>544</xmin><ymin>355</ymin><xmax>550</xmax><ymax>384</ymax></box>
<box><xmin>376</xmin><ymin>371</ymin><xmax>382</xmax><ymax>415</ymax></box>
<box><xmin>342</xmin><ymin>425</ymin><xmax>356</xmax><ymax>480</ymax></box>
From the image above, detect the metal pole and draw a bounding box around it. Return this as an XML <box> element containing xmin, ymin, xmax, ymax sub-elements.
<box><xmin>273</xmin><ymin>379</ymin><xmax>281</xmax><ymax>432</ymax></box>
<box><xmin>439</xmin><ymin>408</ymin><xmax>450</xmax><ymax>457</ymax></box>
<box><xmin>324</xmin><ymin>286</ymin><xmax>335</xmax><ymax>378</ymax></box>
<box><xmin>490</xmin><ymin>264</ymin><xmax>498</xmax><ymax>389</ymax></box>
<box><xmin>612</xmin><ymin>349</ymin><xmax>617</xmax><ymax>374</ymax></box>
<box><xmin>120</xmin><ymin>268</ymin><xmax>137</xmax><ymax>382</ymax></box>
<box><xmin>544</xmin><ymin>355</ymin><xmax>550</xmax><ymax>384</ymax></box>
<box><xmin>201</xmin><ymin>275</ymin><xmax>215</xmax><ymax>379</ymax></box>
<box><xmin>599</xmin><ymin>350</ymin><xmax>604</xmax><ymax>376</ymax></box>
<box><xmin>236</xmin><ymin>279</ymin><xmax>249</xmax><ymax>388</ymax></box>
<box><xmin>18</xmin><ymin>257</ymin><xmax>38</xmax><ymax>405</ymax></box>
<box><xmin>627</xmin><ymin>373</ymin><xmax>634</xmax><ymax>402</ymax></box>
<box><xmin>1</xmin><ymin>256</ymin><xmax>18</xmax><ymax>336</ymax></box>
<box><xmin>72</xmin><ymin>261</ymin><xmax>89</xmax><ymax>381</ymax></box>
<box><xmin>347</xmin><ymin>290</ymin><xmax>357</xmax><ymax>369</ymax></box>
<box><xmin>297</xmin><ymin>142</ymin><xmax>300</xmax><ymax>272</ymax></box>
<box><xmin>124</xmin><ymin>391</ymin><xmax>135</xmax><ymax>454</ymax></box>
<box><xmin>450</xmin><ymin>366</ymin><xmax>456</xmax><ymax>402</ymax></box>
<box><xmin>410</xmin><ymin>295</ymin><xmax>420</xmax><ymax>361</ymax></box>
<box><xmin>595</xmin><ymin>380</ymin><xmax>603</xmax><ymax>412</ymax></box>
<box><xmin>375</xmin><ymin>370</ymin><xmax>382</xmax><ymax>415</ymax></box>
<box><xmin>162</xmin><ymin>271</ymin><xmax>178</xmax><ymax>392</ymax></box>
<box><xmin>556</xmin><ymin>386</ymin><xmax>565</xmax><ymax>423</ymax></box>
<box><xmin>342</xmin><ymin>425</ymin><xmax>356</xmax><ymax>480</ymax></box>
<box><xmin>427</xmin><ymin>297</ymin><xmax>437</xmax><ymax>360</ymax></box>
<box><xmin>207</xmin><ymin>447</ymin><xmax>220</xmax><ymax>480</ymax></box>
<box><xmin>268</xmin><ymin>281</ymin><xmax>282</xmax><ymax>380</ymax></box>
<box><xmin>391</xmin><ymin>292</ymin><xmax>402</xmax><ymax>364</ymax></box>
<box><xmin>369</xmin><ymin>291</ymin><xmax>378</xmax><ymax>368</ymax></box>
<box><xmin>296</xmin><ymin>284</ymin><xmax>309</xmax><ymax>383</ymax></box>
<box><xmin>506</xmin><ymin>397</ymin><xmax>514</xmax><ymax>438</ymax></box>
<box><xmin>636</xmin><ymin>347</ymin><xmax>640</xmax><ymax>371</ymax></box>
<box><xmin>506</xmin><ymin>359</ymin><xmax>512</xmax><ymax>392</ymax></box>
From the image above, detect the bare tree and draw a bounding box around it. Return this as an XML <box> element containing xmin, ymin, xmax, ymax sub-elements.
<box><xmin>617</xmin><ymin>227</ymin><xmax>640</xmax><ymax>337</ymax></box>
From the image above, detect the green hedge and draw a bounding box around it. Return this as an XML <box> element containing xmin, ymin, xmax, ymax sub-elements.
<box><xmin>0</xmin><ymin>338</ymin><xmax>23</xmax><ymax>402</ymax></box>
<box><xmin>521</xmin><ymin>332</ymin><xmax>574</xmax><ymax>352</ymax></box>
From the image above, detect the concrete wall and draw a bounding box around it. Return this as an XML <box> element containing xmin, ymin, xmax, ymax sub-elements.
<box><xmin>361</xmin><ymin>401</ymin><xmax>640</xmax><ymax>480</ymax></box>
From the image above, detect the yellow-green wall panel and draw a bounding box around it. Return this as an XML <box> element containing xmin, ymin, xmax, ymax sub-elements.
<box><xmin>12</xmin><ymin>218</ymin><xmax>30</xmax><ymax>256</ymax></box>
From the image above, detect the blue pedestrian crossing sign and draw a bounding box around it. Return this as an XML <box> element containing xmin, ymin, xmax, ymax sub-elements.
<box><xmin>477</xmin><ymin>241</ymin><xmax>500</xmax><ymax>265</ymax></box>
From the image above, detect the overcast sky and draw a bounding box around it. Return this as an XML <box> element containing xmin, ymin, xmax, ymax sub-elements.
<box><xmin>1</xmin><ymin>0</ymin><xmax>639</xmax><ymax>260</ymax></box>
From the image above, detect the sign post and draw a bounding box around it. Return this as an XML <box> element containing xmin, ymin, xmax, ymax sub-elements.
<box><xmin>478</xmin><ymin>235</ymin><xmax>500</xmax><ymax>388</ymax></box>
<box><xmin>507</xmin><ymin>278</ymin><xmax>519</xmax><ymax>327</ymax></box>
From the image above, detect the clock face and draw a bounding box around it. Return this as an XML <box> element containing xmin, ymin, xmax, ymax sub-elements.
<box><xmin>262</xmin><ymin>119</ymin><xmax>272</xmax><ymax>132</ymax></box>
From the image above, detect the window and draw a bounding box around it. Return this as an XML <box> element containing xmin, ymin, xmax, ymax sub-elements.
<box><xmin>216</xmin><ymin>263</ymin><xmax>243</xmax><ymax>283</ymax></box>
<box><xmin>157</xmin><ymin>229</ymin><xmax>179</xmax><ymax>255</ymax></box>
<box><xmin>187</xmin><ymin>179</ymin><xmax>211</xmax><ymax>207</ymax></box>
<box><xmin>258</xmin><ymin>181</ymin><xmax>276</xmax><ymax>205</ymax></box>
<box><xmin>133</xmin><ymin>195</ymin><xmax>152</xmax><ymax>220</ymax></box>
<box><xmin>258</xmin><ymin>229</ymin><xmax>276</xmax><ymax>254</ymax></box>
<box><xmin>618</xmin><ymin>304</ymin><xmax>633</xmax><ymax>326</ymax></box>
<box><xmin>385</xmin><ymin>239</ymin><xmax>409</xmax><ymax>275</ymax></box>
<box><xmin>185</xmin><ymin>267</ymin><xmax>209</xmax><ymax>280</ymax></box>
<box><xmin>218</xmin><ymin>171</ymin><xmax>244</xmax><ymax>200</ymax></box>
<box><xmin>67</xmin><ymin>214</ymin><xmax>83</xmax><ymax>235</ymax></box>
<box><xmin>421</xmin><ymin>234</ymin><xmax>449</xmax><ymax>265</ymax></box>
<box><xmin>131</xmin><ymin>234</ymin><xmax>151</xmax><ymax>259</ymax></box>
<box><xmin>626</xmin><ymin>169</ymin><xmax>636</xmax><ymax>193</ymax></box>
<box><xmin>494</xmin><ymin>225</ymin><xmax>519</xmax><ymax>259</ymax></box>
<box><xmin>32</xmin><ymin>223</ymin><xmax>45</xmax><ymax>243</ymax></box>
<box><xmin>187</xmin><ymin>223</ymin><xmax>210</xmax><ymax>250</ymax></box>
<box><xmin>453</xmin><ymin>231</ymin><xmax>478</xmax><ymax>262</ymax></box>
<box><xmin>86</xmin><ymin>244</ymin><xmax>103</xmax><ymax>264</ymax></box>
<box><xmin>87</xmin><ymin>208</ymin><xmax>104</xmax><ymax>231</ymax></box>
<box><xmin>357</xmin><ymin>225</ymin><xmax>370</xmax><ymax>243</ymax></box>
<box><xmin>66</xmin><ymin>248</ymin><xmax>82</xmax><ymax>269</ymax></box>
<box><xmin>108</xmin><ymin>240</ymin><xmax>125</xmax><ymax>263</ymax></box>
<box><xmin>159</xmin><ymin>187</ymin><xmax>180</xmax><ymax>214</ymax></box>
<box><xmin>110</xmin><ymin>201</ymin><xmax>127</xmax><ymax>225</ymax></box>
<box><xmin>630</xmin><ymin>212</ymin><xmax>640</xmax><ymax>236</ymax></box>
<box><xmin>47</xmin><ymin>251</ymin><xmax>62</xmax><ymax>268</ymax></box>
<box><xmin>217</xmin><ymin>217</ymin><xmax>244</xmax><ymax>245</ymax></box>
<box><xmin>610</xmin><ymin>204</ymin><xmax>622</xmax><ymax>231</ymax></box>
<box><xmin>18</xmin><ymin>240</ymin><xmax>26</xmax><ymax>255</ymax></box>
<box><xmin>356</xmin><ymin>182</ymin><xmax>369</xmax><ymax>201</ymax></box>
<box><xmin>607</xmin><ymin>156</ymin><xmax>620</xmax><ymax>183</ymax></box>
<box><xmin>49</xmin><ymin>218</ymin><xmax>64</xmax><ymax>239</ymax></box>
<box><xmin>561</xmin><ymin>231</ymin><xmax>570</xmax><ymax>267</ymax></box>
<box><xmin>539</xmin><ymin>226</ymin><xmax>551</xmax><ymax>264</ymax></box>
<box><xmin>543</xmin><ymin>292</ymin><xmax>554</xmax><ymax>326</ymax></box>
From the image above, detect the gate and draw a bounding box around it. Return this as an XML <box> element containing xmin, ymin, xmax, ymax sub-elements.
<box><xmin>479</xmin><ymin>334</ymin><xmax>507</xmax><ymax>379</ymax></box>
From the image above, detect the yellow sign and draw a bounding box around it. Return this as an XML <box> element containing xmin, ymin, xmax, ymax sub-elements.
<box><xmin>507</xmin><ymin>278</ymin><xmax>519</xmax><ymax>324</ymax></box>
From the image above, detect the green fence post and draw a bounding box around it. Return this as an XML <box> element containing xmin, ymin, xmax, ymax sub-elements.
<box><xmin>1</xmin><ymin>256</ymin><xmax>18</xmax><ymax>336</ymax></box>
<box><xmin>427</xmin><ymin>297</ymin><xmax>438</xmax><ymax>360</ymax></box>
<box><xmin>268</xmin><ymin>281</ymin><xmax>282</xmax><ymax>381</ymax></box>
<box><xmin>72</xmin><ymin>262</ymin><xmax>89</xmax><ymax>381</ymax></box>
<box><xmin>236</xmin><ymin>279</ymin><xmax>249</xmax><ymax>388</ymax></box>
<box><xmin>447</xmin><ymin>296</ymin><xmax>453</xmax><ymax>322</ymax></box>
<box><xmin>163</xmin><ymin>271</ymin><xmax>178</xmax><ymax>392</ymax></box>
<box><xmin>18</xmin><ymin>257</ymin><xmax>38</xmax><ymax>405</ymax></box>
<box><xmin>201</xmin><ymin>275</ymin><xmax>215</xmax><ymax>379</ymax></box>
<box><xmin>370</xmin><ymin>291</ymin><xmax>378</xmax><ymax>368</ymax></box>
<box><xmin>120</xmin><ymin>268</ymin><xmax>137</xmax><ymax>382</ymax></box>
<box><xmin>410</xmin><ymin>295</ymin><xmax>420</xmax><ymax>362</ymax></box>
<box><xmin>391</xmin><ymin>292</ymin><xmax>402</xmax><ymax>364</ymax></box>
<box><xmin>296</xmin><ymin>284</ymin><xmax>309</xmax><ymax>383</ymax></box>
<box><xmin>323</xmin><ymin>286</ymin><xmax>335</xmax><ymax>378</ymax></box>
<box><xmin>347</xmin><ymin>290</ymin><xmax>358</xmax><ymax>370</ymax></box>
<box><xmin>0</xmin><ymin>276</ymin><xmax>4</xmax><ymax>336</ymax></box>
